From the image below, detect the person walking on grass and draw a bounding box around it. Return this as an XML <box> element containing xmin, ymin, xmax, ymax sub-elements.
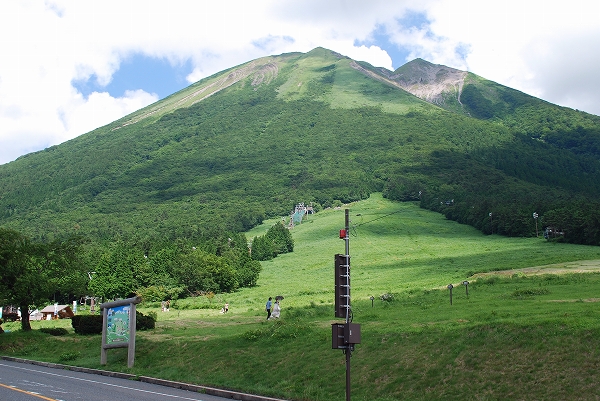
<box><xmin>271</xmin><ymin>300</ymin><xmax>281</xmax><ymax>319</ymax></box>
<box><xmin>266</xmin><ymin>297</ymin><xmax>272</xmax><ymax>320</ymax></box>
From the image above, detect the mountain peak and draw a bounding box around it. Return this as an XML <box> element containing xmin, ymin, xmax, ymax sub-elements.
<box><xmin>390</xmin><ymin>59</ymin><xmax>468</xmax><ymax>105</ymax></box>
<box><xmin>305</xmin><ymin>46</ymin><xmax>347</xmax><ymax>59</ymax></box>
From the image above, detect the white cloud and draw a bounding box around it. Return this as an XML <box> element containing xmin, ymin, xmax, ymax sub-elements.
<box><xmin>0</xmin><ymin>0</ymin><xmax>599</xmax><ymax>164</ymax></box>
<box><xmin>339</xmin><ymin>45</ymin><xmax>394</xmax><ymax>70</ymax></box>
<box><xmin>0</xmin><ymin>1</ymin><xmax>161</xmax><ymax>164</ymax></box>
<box><xmin>60</xmin><ymin>89</ymin><xmax>159</xmax><ymax>136</ymax></box>
<box><xmin>419</xmin><ymin>0</ymin><xmax>600</xmax><ymax>114</ymax></box>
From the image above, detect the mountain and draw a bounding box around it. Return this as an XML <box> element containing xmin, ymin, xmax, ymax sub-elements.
<box><xmin>1</xmin><ymin>47</ymin><xmax>599</xmax><ymax>245</ymax></box>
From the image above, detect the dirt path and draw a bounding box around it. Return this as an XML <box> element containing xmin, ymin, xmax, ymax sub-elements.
<box><xmin>470</xmin><ymin>259</ymin><xmax>600</xmax><ymax>279</ymax></box>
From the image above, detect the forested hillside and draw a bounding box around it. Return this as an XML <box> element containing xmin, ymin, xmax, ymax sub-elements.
<box><xmin>1</xmin><ymin>47</ymin><xmax>599</xmax><ymax>248</ymax></box>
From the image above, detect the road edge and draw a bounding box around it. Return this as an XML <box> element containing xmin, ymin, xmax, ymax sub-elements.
<box><xmin>1</xmin><ymin>356</ymin><xmax>288</xmax><ymax>401</ymax></box>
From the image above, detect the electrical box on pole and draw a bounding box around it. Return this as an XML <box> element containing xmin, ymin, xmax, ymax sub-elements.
<box><xmin>332</xmin><ymin>323</ymin><xmax>346</xmax><ymax>349</ymax></box>
<box><xmin>331</xmin><ymin>322</ymin><xmax>361</xmax><ymax>349</ymax></box>
<box><xmin>344</xmin><ymin>322</ymin><xmax>361</xmax><ymax>344</ymax></box>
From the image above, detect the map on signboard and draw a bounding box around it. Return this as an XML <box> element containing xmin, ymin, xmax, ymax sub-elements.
<box><xmin>106</xmin><ymin>305</ymin><xmax>130</xmax><ymax>345</ymax></box>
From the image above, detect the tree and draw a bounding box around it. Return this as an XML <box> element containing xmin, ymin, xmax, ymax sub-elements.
<box><xmin>134</xmin><ymin>245</ymin><xmax>182</xmax><ymax>301</ymax></box>
<box><xmin>221</xmin><ymin>247</ymin><xmax>262</xmax><ymax>288</ymax></box>
<box><xmin>251</xmin><ymin>222</ymin><xmax>294</xmax><ymax>261</ymax></box>
<box><xmin>0</xmin><ymin>228</ymin><xmax>87</xmax><ymax>331</ymax></box>
<box><xmin>265</xmin><ymin>221</ymin><xmax>294</xmax><ymax>254</ymax></box>
<box><xmin>88</xmin><ymin>240</ymin><xmax>141</xmax><ymax>300</ymax></box>
<box><xmin>250</xmin><ymin>235</ymin><xmax>274</xmax><ymax>261</ymax></box>
<box><xmin>0</xmin><ymin>229</ymin><xmax>30</xmax><ymax>317</ymax></box>
<box><xmin>174</xmin><ymin>249</ymin><xmax>238</xmax><ymax>294</ymax></box>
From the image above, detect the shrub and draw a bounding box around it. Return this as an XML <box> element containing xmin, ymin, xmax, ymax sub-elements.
<box><xmin>71</xmin><ymin>315</ymin><xmax>103</xmax><ymax>335</ymax></box>
<box><xmin>39</xmin><ymin>327</ymin><xmax>69</xmax><ymax>336</ymax></box>
<box><xmin>146</xmin><ymin>310</ymin><xmax>158</xmax><ymax>322</ymax></box>
<box><xmin>72</xmin><ymin>311</ymin><xmax>156</xmax><ymax>334</ymax></box>
<box><xmin>136</xmin><ymin>311</ymin><xmax>156</xmax><ymax>330</ymax></box>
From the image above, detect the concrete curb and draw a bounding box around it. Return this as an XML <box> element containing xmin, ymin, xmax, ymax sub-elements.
<box><xmin>1</xmin><ymin>356</ymin><xmax>288</xmax><ymax>401</ymax></box>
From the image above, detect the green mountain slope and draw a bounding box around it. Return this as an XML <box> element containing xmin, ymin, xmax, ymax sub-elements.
<box><xmin>1</xmin><ymin>47</ymin><xmax>599</xmax><ymax>245</ymax></box>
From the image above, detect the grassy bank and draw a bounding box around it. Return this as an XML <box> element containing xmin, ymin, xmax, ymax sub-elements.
<box><xmin>2</xmin><ymin>194</ymin><xmax>600</xmax><ymax>400</ymax></box>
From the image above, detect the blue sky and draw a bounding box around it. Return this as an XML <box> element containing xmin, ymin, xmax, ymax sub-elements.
<box><xmin>1</xmin><ymin>0</ymin><xmax>599</xmax><ymax>164</ymax></box>
<box><xmin>355</xmin><ymin>12</ymin><xmax>431</xmax><ymax>70</ymax></box>
<box><xmin>355</xmin><ymin>27</ymin><xmax>411</xmax><ymax>71</ymax></box>
<box><xmin>73</xmin><ymin>55</ymin><xmax>194</xmax><ymax>100</ymax></box>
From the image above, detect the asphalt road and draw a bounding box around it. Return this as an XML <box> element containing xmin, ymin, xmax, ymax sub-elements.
<box><xmin>0</xmin><ymin>359</ymin><xmax>271</xmax><ymax>401</ymax></box>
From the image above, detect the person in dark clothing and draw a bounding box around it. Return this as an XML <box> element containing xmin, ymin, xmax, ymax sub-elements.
<box><xmin>266</xmin><ymin>297</ymin><xmax>272</xmax><ymax>320</ymax></box>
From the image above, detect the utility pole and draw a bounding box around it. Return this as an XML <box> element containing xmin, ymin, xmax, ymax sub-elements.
<box><xmin>333</xmin><ymin>209</ymin><xmax>361</xmax><ymax>401</ymax></box>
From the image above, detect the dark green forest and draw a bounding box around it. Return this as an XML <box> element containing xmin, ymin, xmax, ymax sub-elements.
<box><xmin>1</xmin><ymin>47</ymin><xmax>600</xmax><ymax>309</ymax></box>
<box><xmin>0</xmin><ymin>221</ymin><xmax>292</xmax><ymax>329</ymax></box>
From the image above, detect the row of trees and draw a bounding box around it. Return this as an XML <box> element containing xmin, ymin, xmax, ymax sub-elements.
<box><xmin>0</xmin><ymin>228</ymin><xmax>267</xmax><ymax>331</ymax></box>
<box><xmin>86</xmin><ymin>233</ymin><xmax>262</xmax><ymax>301</ymax></box>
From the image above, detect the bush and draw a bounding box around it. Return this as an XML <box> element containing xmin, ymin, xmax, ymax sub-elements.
<box><xmin>136</xmin><ymin>311</ymin><xmax>156</xmax><ymax>330</ymax></box>
<box><xmin>39</xmin><ymin>327</ymin><xmax>69</xmax><ymax>336</ymax></box>
<box><xmin>72</xmin><ymin>315</ymin><xmax>103</xmax><ymax>335</ymax></box>
<box><xmin>72</xmin><ymin>310</ymin><xmax>156</xmax><ymax>334</ymax></box>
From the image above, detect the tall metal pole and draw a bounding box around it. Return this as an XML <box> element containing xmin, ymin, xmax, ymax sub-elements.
<box><xmin>344</xmin><ymin>209</ymin><xmax>351</xmax><ymax>401</ymax></box>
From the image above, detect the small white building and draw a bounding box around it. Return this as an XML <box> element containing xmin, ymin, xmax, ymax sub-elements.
<box><xmin>39</xmin><ymin>304</ymin><xmax>74</xmax><ymax>320</ymax></box>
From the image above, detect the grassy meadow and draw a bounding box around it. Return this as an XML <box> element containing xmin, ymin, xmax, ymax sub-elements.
<box><xmin>3</xmin><ymin>194</ymin><xmax>600</xmax><ymax>400</ymax></box>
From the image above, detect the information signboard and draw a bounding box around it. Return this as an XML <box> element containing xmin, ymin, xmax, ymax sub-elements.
<box><xmin>100</xmin><ymin>296</ymin><xmax>141</xmax><ymax>368</ymax></box>
<box><xmin>106</xmin><ymin>305</ymin><xmax>130</xmax><ymax>345</ymax></box>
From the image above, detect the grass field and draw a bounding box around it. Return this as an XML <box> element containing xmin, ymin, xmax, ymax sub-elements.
<box><xmin>3</xmin><ymin>194</ymin><xmax>600</xmax><ymax>400</ymax></box>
